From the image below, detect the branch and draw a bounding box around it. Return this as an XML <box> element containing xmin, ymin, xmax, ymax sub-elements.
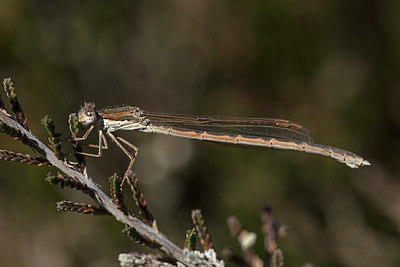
<box><xmin>191</xmin><ymin>209</ymin><xmax>213</xmax><ymax>250</ymax></box>
<box><xmin>0</xmin><ymin>109</ymin><xmax>190</xmax><ymax>265</ymax></box>
<box><xmin>119</xmin><ymin>249</ymin><xmax>224</xmax><ymax>266</ymax></box>
<box><xmin>262</xmin><ymin>206</ymin><xmax>285</xmax><ymax>267</ymax></box>
<box><xmin>0</xmin><ymin>149</ymin><xmax>50</xmax><ymax>165</ymax></box>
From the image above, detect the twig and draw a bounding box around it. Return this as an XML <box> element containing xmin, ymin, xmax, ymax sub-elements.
<box><xmin>41</xmin><ymin>115</ymin><xmax>63</xmax><ymax>160</ymax></box>
<box><xmin>226</xmin><ymin>215</ymin><xmax>262</xmax><ymax>267</ymax></box>
<box><xmin>191</xmin><ymin>209</ymin><xmax>213</xmax><ymax>250</ymax></box>
<box><xmin>184</xmin><ymin>228</ymin><xmax>197</xmax><ymax>251</ymax></box>
<box><xmin>122</xmin><ymin>225</ymin><xmax>161</xmax><ymax>248</ymax></box>
<box><xmin>109</xmin><ymin>173</ymin><xmax>128</xmax><ymax>214</ymax></box>
<box><xmin>57</xmin><ymin>200</ymin><xmax>109</xmax><ymax>215</ymax></box>
<box><xmin>119</xmin><ymin>252</ymin><xmax>173</xmax><ymax>267</ymax></box>
<box><xmin>119</xmin><ymin>249</ymin><xmax>224</xmax><ymax>267</ymax></box>
<box><xmin>0</xmin><ymin>118</ymin><xmax>23</xmax><ymax>138</ymax></box>
<box><xmin>127</xmin><ymin>171</ymin><xmax>155</xmax><ymax>227</ymax></box>
<box><xmin>46</xmin><ymin>172</ymin><xmax>89</xmax><ymax>191</ymax></box>
<box><xmin>0</xmin><ymin>149</ymin><xmax>50</xmax><ymax>166</ymax></box>
<box><xmin>271</xmin><ymin>249</ymin><xmax>284</xmax><ymax>267</ymax></box>
<box><xmin>262</xmin><ymin>206</ymin><xmax>284</xmax><ymax>267</ymax></box>
<box><xmin>68</xmin><ymin>113</ymin><xmax>86</xmax><ymax>172</ymax></box>
<box><xmin>0</xmin><ymin>109</ymin><xmax>36</xmax><ymax>148</ymax></box>
<box><xmin>3</xmin><ymin>78</ymin><xmax>28</xmax><ymax>130</ymax></box>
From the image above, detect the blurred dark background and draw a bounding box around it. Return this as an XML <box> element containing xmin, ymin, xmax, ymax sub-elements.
<box><xmin>1</xmin><ymin>1</ymin><xmax>400</xmax><ymax>266</ymax></box>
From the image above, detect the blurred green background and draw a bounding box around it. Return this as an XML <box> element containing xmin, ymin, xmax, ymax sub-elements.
<box><xmin>1</xmin><ymin>1</ymin><xmax>400</xmax><ymax>266</ymax></box>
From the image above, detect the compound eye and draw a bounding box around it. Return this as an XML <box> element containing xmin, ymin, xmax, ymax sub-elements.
<box><xmin>77</xmin><ymin>102</ymin><xmax>98</xmax><ymax>126</ymax></box>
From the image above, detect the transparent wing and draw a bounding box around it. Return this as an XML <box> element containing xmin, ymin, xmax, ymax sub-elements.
<box><xmin>143</xmin><ymin>111</ymin><xmax>312</xmax><ymax>143</ymax></box>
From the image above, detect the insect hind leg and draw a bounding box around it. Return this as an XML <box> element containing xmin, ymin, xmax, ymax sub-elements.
<box><xmin>107</xmin><ymin>132</ymin><xmax>138</xmax><ymax>186</ymax></box>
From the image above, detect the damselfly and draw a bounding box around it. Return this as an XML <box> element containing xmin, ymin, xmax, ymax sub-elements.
<box><xmin>75</xmin><ymin>103</ymin><xmax>370</xmax><ymax>179</ymax></box>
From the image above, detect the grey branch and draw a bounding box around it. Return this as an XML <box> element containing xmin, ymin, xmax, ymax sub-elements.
<box><xmin>119</xmin><ymin>249</ymin><xmax>224</xmax><ymax>267</ymax></box>
<box><xmin>0</xmin><ymin>109</ymin><xmax>190</xmax><ymax>265</ymax></box>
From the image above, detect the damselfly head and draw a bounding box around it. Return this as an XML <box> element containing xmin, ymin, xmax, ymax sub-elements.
<box><xmin>78</xmin><ymin>102</ymin><xmax>98</xmax><ymax>127</ymax></box>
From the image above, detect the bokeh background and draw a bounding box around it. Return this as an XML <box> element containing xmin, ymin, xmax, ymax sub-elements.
<box><xmin>1</xmin><ymin>1</ymin><xmax>400</xmax><ymax>266</ymax></box>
